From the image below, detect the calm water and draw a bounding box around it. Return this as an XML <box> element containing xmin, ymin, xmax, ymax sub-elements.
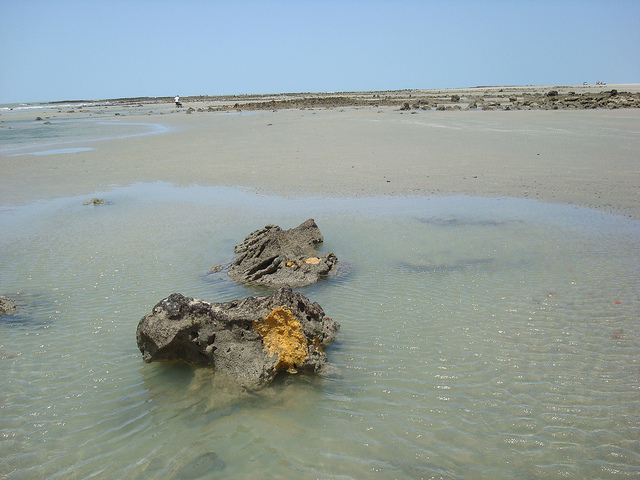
<box><xmin>0</xmin><ymin>183</ymin><xmax>638</xmax><ymax>479</ymax></box>
<box><xmin>0</xmin><ymin>116</ymin><xmax>167</xmax><ymax>155</ymax></box>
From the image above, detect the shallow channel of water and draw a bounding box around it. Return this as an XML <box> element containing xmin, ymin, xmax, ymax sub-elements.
<box><xmin>1</xmin><ymin>183</ymin><xmax>639</xmax><ymax>479</ymax></box>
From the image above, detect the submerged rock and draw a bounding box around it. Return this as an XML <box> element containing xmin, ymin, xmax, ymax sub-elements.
<box><xmin>227</xmin><ymin>218</ymin><xmax>338</xmax><ymax>287</ymax></box>
<box><xmin>178</xmin><ymin>451</ymin><xmax>226</xmax><ymax>476</ymax></box>
<box><xmin>136</xmin><ymin>286</ymin><xmax>339</xmax><ymax>388</ymax></box>
<box><xmin>0</xmin><ymin>297</ymin><xmax>17</xmax><ymax>316</ymax></box>
<box><xmin>82</xmin><ymin>198</ymin><xmax>105</xmax><ymax>206</ymax></box>
<box><xmin>209</xmin><ymin>264</ymin><xmax>224</xmax><ymax>273</ymax></box>
<box><xmin>399</xmin><ymin>258</ymin><xmax>495</xmax><ymax>274</ymax></box>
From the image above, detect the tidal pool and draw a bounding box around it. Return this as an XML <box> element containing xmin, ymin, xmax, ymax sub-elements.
<box><xmin>0</xmin><ymin>118</ymin><xmax>168</xmax><ymax>155</ymax></box>
<box><xmin>1</xmin><ymin>183</ymin><xmax>638</xmax><ymax>479</ymax></box>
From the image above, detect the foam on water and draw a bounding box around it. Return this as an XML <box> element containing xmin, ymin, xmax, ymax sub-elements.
<box><xmin>1</xmin><ymin>183</ymin><xmax>638</xmax><ymax>479</ymax></box>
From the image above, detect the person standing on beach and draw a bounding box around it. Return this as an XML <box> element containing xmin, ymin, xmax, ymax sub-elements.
<box><xmin>174</xmin><ymin>95</ymin><xmax>181</xmax><ymax>107</ymax></box>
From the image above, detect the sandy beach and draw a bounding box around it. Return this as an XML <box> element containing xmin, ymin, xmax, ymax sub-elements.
<box><xmin>1</xmin><ymin>84</ymin><xmax>639</xmax><ymax>218</ymax></box>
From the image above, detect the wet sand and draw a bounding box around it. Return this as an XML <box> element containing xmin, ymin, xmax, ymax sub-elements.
<box><xmin>1</xmin><ymin>84</ymin><xmax>639</xmax><ymax>218</ymax></box>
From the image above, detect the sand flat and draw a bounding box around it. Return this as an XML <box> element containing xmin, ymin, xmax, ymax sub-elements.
<box><xmin>1</xmin><ymin>85</ymin><xmax>638</xmax><ymax>218</ymax></box>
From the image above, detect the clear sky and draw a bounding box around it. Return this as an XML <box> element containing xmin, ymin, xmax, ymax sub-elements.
<box><xmin>1</xmin><ymin>0</ymin><xmax>639</xmax><ymax>103</ymax></box>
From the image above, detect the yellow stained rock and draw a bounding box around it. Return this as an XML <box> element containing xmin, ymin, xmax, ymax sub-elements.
<box><xmin>302</xmin><ymin>257</ymin><xmax>321</xmax><ymax>265</ymax></box>
<box><xmin>254</xmin><ymin>306</ymin><xmax>309</xmax><ymax>373</ymax></box>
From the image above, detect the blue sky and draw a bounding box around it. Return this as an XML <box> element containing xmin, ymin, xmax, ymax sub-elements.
<box><xmin>1</xmin><ymin>0</ymin><xmax>639</xmax><ymax>103</ymax></box>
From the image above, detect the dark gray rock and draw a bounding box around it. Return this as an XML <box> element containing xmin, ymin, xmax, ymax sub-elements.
<box><xmin>136</xmin><ymin>286</ymin><xmax>339</xmax><ymax>388</ymax></box>
<box><xmin>227</xmin><ymin>219</ymin><xmax>338</xmax><ymax>287</ymax></box>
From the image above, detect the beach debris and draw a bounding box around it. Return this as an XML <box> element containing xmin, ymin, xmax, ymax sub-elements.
<box><xmin>611</xmin><ymin>330</ymin><xmax>625</xmax><ymax>339</ymax></box>
<box><xmin>136</xmin><ymin>285</ymin><xmax>339</xmax><ymax>388</ymax></box>
<box><xmin>0</xmin><ymin>297</ymin><xmax>17</xmax><ymax>316</ymax></box>
<box><xmin>227</xmin><ymin>218</ymin><xmax>338</xmax><ymax>287</ymax></box>
<box><xmin>82</xmin><ymin>198</ymin><xmax>105</xmax><ymax>206</ymax></box>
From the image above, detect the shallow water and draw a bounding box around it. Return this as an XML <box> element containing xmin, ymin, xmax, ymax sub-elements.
<box><xmin>1</xmin><ymin>183</ymin><xmax>639</xmax><ymax>479</ymax></box>
<box><xmin>0</xmin><ymin>117</ymin><xmax>167</xmax><ymax>155</ymax></box>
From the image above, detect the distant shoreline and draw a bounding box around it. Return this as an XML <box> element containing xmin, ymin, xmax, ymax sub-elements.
<box><xmin>17</xmin><ymin>83</ymin><xmax>640</xmax><ymax>112</ymax></box>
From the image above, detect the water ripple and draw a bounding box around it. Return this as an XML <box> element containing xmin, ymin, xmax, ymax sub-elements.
<box><xmin>1</xmin><ymin>186</ymin><xmax>639</xmax><ymax>479</ymax></box>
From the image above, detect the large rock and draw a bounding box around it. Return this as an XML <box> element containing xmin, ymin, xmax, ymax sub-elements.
<box><xmin>136</xmin><ymin>286</ymin><xmax>339</xmax><ymax>387</ymax></box>
<box><xmin>227</xmin><ymin>219</ymin><xmax>338</xmax><ymax>287</ymax></box>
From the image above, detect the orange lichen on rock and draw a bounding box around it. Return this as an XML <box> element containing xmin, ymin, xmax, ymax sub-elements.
<box><xmin>254</xmin><ymin>306</ymin><xmax>309</xmax><ymax>373</ymax></box>
<box><xmin>302</xmin><ymin>257</ymin><xmax>321</xmax><ymax>265</ymax></box>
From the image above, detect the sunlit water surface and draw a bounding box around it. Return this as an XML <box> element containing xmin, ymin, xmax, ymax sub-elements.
<box><xmin>1</xmin><ymin>183</ymin><xmax>638</xmax><ymax>479</ymax></box>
